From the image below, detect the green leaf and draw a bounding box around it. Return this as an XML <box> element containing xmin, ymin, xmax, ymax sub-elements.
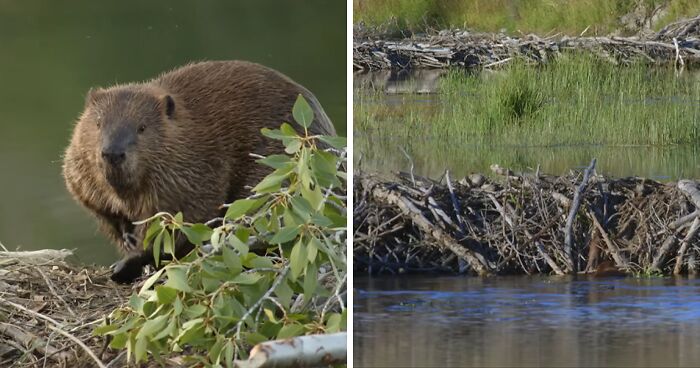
<box><xmin>270</xmin><ymin>225</ymin><xmax>300</xmax><ymax>244</ymax></box>
<box><xmin>163</xmin><ymin>230</ymin><xmax>174</xmax><ymax>256</ymax></box>
<box><xmin>184</xmin><ymin>304</ymin><xmax>208</xmax><ymax>319</ymax></box>
<box><xmin>307</xmin><ymin>237</ymin><xmax>318</xmax><ymax>263</ymax></box>
<box><xmin>311</xmin><ymin>150</ymin><xmax>340</xmax><ymax>188</ymax></box>
<box><xmin>297</xmin><ymin>148</ymin><xmax>313</xmax><ymax>190</ymax></box>
<box><xmin>155</xmin><ymin>285</ymin><xmax>177</xmax><ymax>304</ymax></box>
<box><xmin>129</xmin><ymin>294</ymin><xmax>145</xmax><ymax>314</ymax></box>
<box><xmin>143</xmin><ymin>220</ymin><xmax>162</xmax><ymax>248</ymax></box>
<box><xmin>235</xmin><ymin>228</ymin><xmax>250</xmax><ymax>243</ymax></box>
<box><xmin>302</xmin><ymin>182</ymin><xmax>324</xmax><ymax>211</ymax></box>
<box><xmin>139</xmin><ymin>268</ymin><xmax>164</xmax><ymax>294</ymax></box>
<box><xmin>152</xmin><ymin>230</ymin><xmax>163</xmax><ymax>267</ymax></box>
<box><xmin>181</xmin><ymin>223</ymin><xmax>212</xmax><ymax>245</ymax></box>
<box><xmin>292</xmin><ymin>94</ymin><xmax>314</xmax><ymax>129</ymax></box>
<box><xmin>109</xmin><ymin>333</ymin><xmax>128</xmax><ymax>349</ymax></box>
<box><xmin>228</xmin><ymin>234</ymin><xmax>249</xmax><ymax>257</ymax></box>
<box><xmin>231</xmin><ymin>272</ymin><xmax>263</xmax><ymax>285</ymax></box>
<box><xmin>261</xmin><ymin>128</ymin><xmax>287</xmax><ymax>140</ymax></box>
<box><xmin>93</xmin><ymin>324</ymin><xmax>119</xmax><ymax>336</ymax></box>
<box><xmin>318</xmin><ymin>135</ymin><xmax>347</xmax><ymax>149</ymax></box>
<box><xmin>257</xmin><ymin>154</ymin><xmax>293</xmax><ymax>169</ymax></box>
<box><xmin>165</xmin><ymin>267</ymin><xmax>191</xmax><ymax>292</ymax></box>
<box><xmin>274</xmin><ymin>280</ymin><xmax>294</xmax><ymax>308</ymax></box>
<box><xmin>248</xmin><ymin>256</ymin><xmax>274</xmax><ymax>269</ymax></box>
<box><xmin>210</xmin><ymin>227</ymin><xmax>223</xmax><ymax>249</ymax></box>
<box><xmin>303</xmin><ymin>261</ymin><xmax>318</xmax><ymax>301</ymax></box>
<box><xmin>173</xmin><ymin>212</ymin><xmax>184</xmax><ymax>226</ymax></box>
<box><xmin>173</xmin><ymin>297</ymin><xmax>183</xmax><ymax>316</ymax></box>
<box><xmin>283</xmin><ymin>206</ymin><xmax>304</xmax><ymax>227</ymax></box>
<box><xmin>310</xmin><ymin>213</ymin><xmax>333</xmax><ymax>228</ymax></box>
<box><xmin>208</xmin><ymin>337</ymin><xmax>226</xmax><ymax>365</ymax></box>
<box><xmin>134</xmin><ymin>335</ymin><xmax>147</xmax><ymax>362</ymax></box>
<box><xmin>284</xmin><ymin>139</ymin><xmax>302</xmax><ymax>154</ymax></box>
<box><xmin>225</xmin><ymin>199</ymin><xmax>258</xmax><ymax>219</ymax></box>
<box><xmin>277</xmin><ymin>323</ymin><xmax>305</xmax><ymax>339</ymax></box>
<box><xmin>290</xmin><ymin>239</ymin><xmax>307</xmax><ymax>280</ymax></box>
<box><xmin>244</xmin><ymin>332</ymin><xmax>269</xmax><ymax>346</ymax></box>
<box><xmin>263</xmin><ymin>308</ymin><xmax>278</xmax><ymax>324</ymax></box>
<box><xmin>326</xmin><ymin>313</ymin><xmax>342</xmax><ymax>333</ymax></box>
<box><xmin>176</xmin><ymin>319</ymin><xmax>205</xmax><ymax>345</ymax></box>
<box><xmin>153</xmin><ymin>320</ymin><xmax>176</xmax><ymax>340</ymax></box>
<box><xmin>222</xmin><ymin>245</ymin><xmax>242</xmax><ymax>277</ymax></box>
<box><xmin>290</xmin><ymin>195</ymin><xmax>314</xmax><ymax>220</ymax></box>
<box><xmin>136</xmin><ymin>314</ymin><xmax>169</xmax><ymax>339</ymax></box>
<box><xmin>224</xmin><ymin>340</ymin><xmax>234</xmax><ymax>367</ymax></box>
<box><xmin>252</xmin><ymin>166</ymin><xmax>293</xmax><ymax>193</ymax></box>
<box><xmin>280</xmin><ymin>123</ymin><xmax>299</xmax><ymax>137</ymax></box>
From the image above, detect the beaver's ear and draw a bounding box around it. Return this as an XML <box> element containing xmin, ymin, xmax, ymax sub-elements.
<box><xmin>85</xmin><ymin>87</ymin><xmax>104</xmax><ymax>108</ymax></box>
<box><xmin>159</xmin><ymin>95</ymin><xmax>176</xmax><ymax>119</ymax></box>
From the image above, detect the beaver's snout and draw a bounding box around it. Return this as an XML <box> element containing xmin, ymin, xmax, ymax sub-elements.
<box><xmin>102</xmin><ymin>150</ymin><xmax>126</xmax><ymax>166</ymax></box>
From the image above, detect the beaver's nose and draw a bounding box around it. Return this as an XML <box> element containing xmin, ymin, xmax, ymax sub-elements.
<box><xmin>102</xmin><ymin>150</ymin><xmax>126</xmax><ymax>166</ymax></box>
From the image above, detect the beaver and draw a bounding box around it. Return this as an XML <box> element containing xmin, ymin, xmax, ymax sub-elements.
<box><xmin>62</xmin><ymin>60</ymin><xmax>336</xmax><ymax>283</ymax></box>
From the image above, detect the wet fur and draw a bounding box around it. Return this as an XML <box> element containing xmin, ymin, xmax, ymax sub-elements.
<box><xmin>62</xmin><ymin>60</ymin><xmax>336</xmax><ymax>282</ymax></box>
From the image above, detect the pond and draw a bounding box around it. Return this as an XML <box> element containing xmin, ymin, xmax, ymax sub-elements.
<box><xmin>0</xmin><ymin>1</ymin><xmax>346</xmax><ymax>265</ymax></box>
<box><xmin>355</xmin><ymin>275</ymin><xmax>700</xmax><ymax>367</ymax></box>
<box><xmin>354</xmin><ymin>66</ymin><xmax>700</xmax><ymax>181</ymax></box>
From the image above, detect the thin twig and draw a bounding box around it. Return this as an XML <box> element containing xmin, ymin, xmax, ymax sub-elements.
<box><xmin>48</xmin><ymin>325</ymin><xmax>107</xmax><ymax>368</ymax></box>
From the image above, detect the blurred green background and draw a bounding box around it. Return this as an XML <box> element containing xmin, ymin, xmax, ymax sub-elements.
<box><xmin>0</xmin><ymin>1</ymin><xmax>346</xmax><ymax>265</ymax></box>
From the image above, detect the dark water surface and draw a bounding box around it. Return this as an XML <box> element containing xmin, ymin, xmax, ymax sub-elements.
<box><xmin>0</xmin><ymin>1</ymin><xmax>345</xmax><ymax>265</ymax></box>
<box><xmin>355</xmin><ymin>275</ymin><xmax>700</xmax><ymax>367</ymax></box>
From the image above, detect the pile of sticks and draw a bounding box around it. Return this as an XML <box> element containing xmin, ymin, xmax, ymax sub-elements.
<box><xmin>353</xmin><ymin>15</ymin><xmax>700</xmax><ymax>70</ymax></box>
<box><xmin>354</xmin><ymin>160</ymin><xmax>700</xmax><ymax>276</ymax></box>
<box><xmin>0</xmin><ymin>248</ymin><xmax>129</xmax><ymax>368</ymax></box>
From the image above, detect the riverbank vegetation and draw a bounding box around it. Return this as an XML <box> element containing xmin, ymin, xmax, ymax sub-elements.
<box><xmin>356</xmin><ymin>54</ymin><xmax>700</xmax><ymax>147</ymax></box>
<box><xmin>354</xmin><ymin>0</ymin><xmax>700</xmax><ymax>36</ymax></box>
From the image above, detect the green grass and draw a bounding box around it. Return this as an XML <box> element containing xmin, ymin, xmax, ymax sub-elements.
<box><xmin>354</xmin><ymin>0</ymin><xmax>700</xmax><ymax>36</ymax></box>
<box><xmin>356</xmin><ymin>54</ymin><xmax>700</xmax><ymax>147</ymax></box>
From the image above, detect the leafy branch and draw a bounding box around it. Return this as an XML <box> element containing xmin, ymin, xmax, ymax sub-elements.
<box><xmin>94</xmin><ymin>95</ymin><xmax>347</xmax><ymax>366</ymax></box>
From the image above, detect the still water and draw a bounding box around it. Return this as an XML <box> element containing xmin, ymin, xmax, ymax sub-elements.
<box><xmin>0</xmin><ymin>1</ymin><xmax>345</xmax><ymax>265</ymax></box>
<box><xmin>354</xmin><ymin>70</ymin><xmax>700</xmax><ymax>181</ymax></box>
<box><xmin>355</xmin><ymin>275</ymin><xmax>700</xmax><ymax>367</ymax></box>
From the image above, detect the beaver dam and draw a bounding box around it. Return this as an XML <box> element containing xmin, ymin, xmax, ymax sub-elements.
<box><xmin>354</xmin><ymin>159</ymin><xmax>700</xmax><ymax>276</ymax></box>
<box><xmin>0</xmin><ymin>248</ymin><xmax>128</xmax><ymax>367</ymax></box>
<box><xmin>354</xmin><ymin>15</ymin><xmax>700</xmax><ymax>70</ymax></box>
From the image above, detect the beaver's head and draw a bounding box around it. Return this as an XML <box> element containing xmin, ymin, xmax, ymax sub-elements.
<box><xmin>83</xmin><ymin>86</ymin><xmax>176</xmax><ymax>196</ymax></box>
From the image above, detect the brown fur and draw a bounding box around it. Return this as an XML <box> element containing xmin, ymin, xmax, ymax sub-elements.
<box><xmin>62</xmin><ymin>60</ymin><xmax>336</xmax><ymax>282</ymax></box>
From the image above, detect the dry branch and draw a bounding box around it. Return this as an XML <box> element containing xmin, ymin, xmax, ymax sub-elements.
<box><xmin>354</xmin><ymin>17</ymin><xmax>700</xmax><ymax>70</ymax></box>
<box><xmin>355</xmin><ymin>163</ymin><xmax>700</xmax><ymax>276</ymax></box>
<box><xmin>0</xmin><ymin>250</ymin><xmax>127</xmax><ymax>367</ymax></box>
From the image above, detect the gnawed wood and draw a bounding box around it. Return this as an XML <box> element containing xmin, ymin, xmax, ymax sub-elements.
<box><xmin>234</xmin><ymin>332</ymin><xmax>346</xmax><ymax>368</ymax></box>
<box><xmin>355</xmin><ymin>163</ymin><xmax>700</xmax><ymax>276</ymax></box>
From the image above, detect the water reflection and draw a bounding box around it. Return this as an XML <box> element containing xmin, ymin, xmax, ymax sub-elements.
<box><xmin>0</xmin><ymin>1</ymin><xmax>345</xmax><ymax>264</ymax></box>
<box><xmin>355</xmin><ymin>276</ymin><xmax>700</xmax><ymax>367</ymax></box>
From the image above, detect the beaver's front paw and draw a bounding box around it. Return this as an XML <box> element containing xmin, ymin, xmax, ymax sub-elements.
<box><xmin>110</xmin><ymin>255</ymin><xmax>144</xmax><ymax>284</ymax></box>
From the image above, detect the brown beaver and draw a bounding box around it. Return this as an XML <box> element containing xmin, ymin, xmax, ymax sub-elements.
<box><xmin>62</xmin><ymin>60</ymin><xmax>336</xmax><ymax>283</ymax></box>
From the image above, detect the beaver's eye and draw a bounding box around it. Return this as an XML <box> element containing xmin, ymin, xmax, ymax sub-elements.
<box><xmin>138</xmin><ymin>124</ymin><xmax>146</xmax><ymax>133</ymax></box>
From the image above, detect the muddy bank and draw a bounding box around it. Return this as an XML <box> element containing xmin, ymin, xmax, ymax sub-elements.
<box><xmin>354</xmin><ymin>161</ymin><xmax>700</xmax><ymax>276</ymax></box>
<box><xmin>354</xmin><ymin>15</ymin><xmax>700</xmax><ymax>70</ymax></box>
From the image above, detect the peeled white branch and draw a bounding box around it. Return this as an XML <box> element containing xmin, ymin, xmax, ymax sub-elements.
<box><xmin>234</xmin><ymin>332</ymin><xmax>346</xmax><ymax>368</ymax></box>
